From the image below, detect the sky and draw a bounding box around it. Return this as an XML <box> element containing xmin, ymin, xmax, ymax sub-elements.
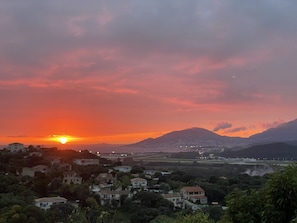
<box><xmin>1</xmin><ymin>0</ymin><xmax>297</xmax><ymax>145</ymax></box>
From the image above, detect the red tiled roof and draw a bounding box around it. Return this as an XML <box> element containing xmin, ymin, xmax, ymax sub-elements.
<box><xmin>181</xmin><ymin>186</ymin><xmax>205</xmax><ymax>193</ymax></box>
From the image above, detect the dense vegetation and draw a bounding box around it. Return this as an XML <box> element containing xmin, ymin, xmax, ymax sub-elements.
<box><xmin>1</xmin><ymin>147</ymin><xmax>297</xmax><ymax>222</ymax></box>
<box><xmin>219</xmin><ymin>142</ymin><xmax>297</xmax><ymax>160</ymax></box>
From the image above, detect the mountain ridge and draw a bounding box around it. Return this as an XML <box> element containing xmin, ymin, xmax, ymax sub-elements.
<box><xmin>127</xmin><ymin>119</ymin><xmax>297</xmax><ymax>149</ymax></box>
<box><xmin>218</xmin><ymin>142</ymin><xmax>297</xmax><ymax>160</ymax></box>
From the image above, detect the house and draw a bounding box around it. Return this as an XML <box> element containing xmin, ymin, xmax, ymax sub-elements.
<box><xmin>50</xmin><ymin>157</ymin><xmax>61</xmax><ymax>166</ymax></box>
<box><xmin>35</xmin><ymin>196</ymin><xmax>67</xmax><ymax>210</ymax></box>
<box><xmin>161</xmin><ymin>171</ymin><xmax>172</xmax><ymax>176</ymax></box>
<box><xmin>180</xmin><ymin>186</ymin><xmax>208</xmax><ymax>204</ymax></box>
<box><xmin>163</xmin><ymin>193</ymin><xmax>184</xmax><ymax>209</ymax></box>
<box><xmin>144</xmin><ymin>170</ymin><xmax>158</xmax><ymax>176</ymax></box>
<box><xmin>131</xmin><ymin>177</ymin><xmax>147</xmax><ymax>189</ymax></box>
<box><xmin>22</xmin><ymin>165</ymin><xmax>48</xmax><ymax>177</ymax></box>
<box><xmin>29</xmin><ymin>152</ymin><xmax>42</xmax><ymax>157</ymax></box>
<box><xmin>113</xmin><ymin>166</ymin><xmax>132</xmax><ymax>173</ymax></box>
<box><xmin>96</xmin><ymin>173</ymin><xmax>117</xmax><ymax>186</ymax></box>
<box><xmin>7</xmin><ymin>143</ymin><xmax>25</xmax><ymax>153</ymax></box>
<box><xmin>98</xmin><ymin>188</ymin><xmax>130</xmax><ymax>206</ymax></box>
<box><xmin>59</xmin><ymin>163</ymin><xmax>72</xmax><ymax>170</ymax></box>
<box><xmin>63</xmin><ymin>171</ymin><xmax>82</xmax><ymax>184</ymax></box>
<box><xmin>73</xmin><ymin>159</ymin><xmax>100</xmax><ymax>165</ymax></box>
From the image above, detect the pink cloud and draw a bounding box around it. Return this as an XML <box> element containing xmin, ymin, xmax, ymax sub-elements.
<box><xmin>225</xmin><ymin>127</ymin><xmax>247</xmax><ymax>133</ymax></box>
<box><xmin>213</xmin><ymin>122</ymin><xmax>232</xmax><ymax>132</ymax></box>
<box><xmin>259</xmin><ymin>119</ymin><xmax>284</xmax><ymax>129</ymax></box>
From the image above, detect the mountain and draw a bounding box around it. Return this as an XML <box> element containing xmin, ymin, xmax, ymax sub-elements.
<box><xmin>249</xmin><ymin>119</ymin><xmax>297</xmax><ymax>143</ymax></box>
<box><xmin>126</xmin><ymin>119</ymin><xmax>297</xmax><ymax>150</ymax></box>
<box><xmin>129</xmin><ymin>127</ymin><xmax>247</xmax><ymax>149</ymax></box>
<box><xmin>219</xmin><ymin>142</ymin><xmax>297</xmax><ymax>160</ymax></box>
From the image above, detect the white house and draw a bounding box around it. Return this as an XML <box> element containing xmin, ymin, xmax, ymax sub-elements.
<box><xmin>113</xmin><ymin>166</ymin><xmax>132</xmax><ymax>173</ymax></box>
<box><xmin>63</xmin><ymin>171</ymin><xmax>82</xmax><ymax>184</ymax></box>
<box><xmin>144</xmin><ymin>170</ymin><xmax>158</xmax><ymax>175</ymax></box>
<box><xmin>35</xmin><ymin>196</ymin><xmax>67</xmax><ymax>210</ymax></box>
<box><xmin>96</xmin><ymin>173</ymin><xmax>117</xmax><ymax>186</ymax></box>
<box><xmin>163</xmin><ymin>193</ymin><xmax>185</xmax><ymax>209</ymax></box>
<box><xmin>180</xmin><ymin>186</ymin><xmax>208</xmax><ymax>204</ymax></box>
<box><xmin>7</xmin><ymin>143</ymin><xmax>25</xmax><ymax>153</ymax></box>
<box><xmin>131</xmin><ymin>177</ymin><xmax>147</xmax><ymax>188</ymax></box>
<box><xmin>22</xmin><ymin>165</ymin><xmax>49</xmax><ymax>177</ymax></box>
<box><xmin>73</xmin><ymin>159</ymin><xmax>100</xmax><ymax>165</ymax></box>
<box><xmin>98</xmin><ymin>188</ymin><xmax>130</xmax><ymax>206</ymax></box>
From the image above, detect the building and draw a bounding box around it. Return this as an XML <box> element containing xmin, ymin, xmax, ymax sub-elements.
<box><xmin>7</xmin><ymin>143</ymin><xmax>25</xmax><ymax>153</ymax></box>
<box><xmin>22</xmin><ymin>165</ymin><xmax>48</xmax><ymax>177</ymax></box>
<box><xmin>59</xmin><ymin>163</ymin><xmax>72</xmax><ymax>170</ymax></box>
<box><xmin>180</xmin><ymin>186</ymin><xmax>208</xmax><ymax>204</ymax></box>
<box><xmin>113</xmin><ymin>166</ymin><xmax>132</xmax><ymax>173</ymax></box>
<box><xmin>63</xmin><ymin>171</ymin><xmax>82</xmax><ymax>184</ymax></box>
<box><xmin>29</xmin><ymin>152</ymin><xmax>42</xmax><ymax>157</ymax></box>
<box><xmin>163</xmin><ymin>193</ymin><xmax>184</xmax><ymax>209</ymax></box>
<box><xmin>73</xmin><ymin>159</ymin><xmax>100</xmax><ymax>166</ymax></box>
<box><xmin>130</xmin><ymin>177</ymin><xmax>147</xmax><ymax>189</ymax></box>
<box><xmin>98</xmin><ymin>188</ymin><xmax>130</xmax><ymax>206</ymax></box>
<box><xmin>96</xmin><ymin>173</ymin><xmax>117</xmax><ymax>186</ymax></box>
<box><xmin>35</xmin><ymin>196</ymin><xmax>67</xmax><ymax>210</ymax></box>
<box><xmin>144</xmin><ymin>170</ymin><xmax>158</xmax><ymax>176</ymax></box>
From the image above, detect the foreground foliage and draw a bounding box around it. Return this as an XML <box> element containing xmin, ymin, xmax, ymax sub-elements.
<box><xmin>223</xmin><ymin>164</ymin><xmax>297</xmax><ymax>223</ymax></box>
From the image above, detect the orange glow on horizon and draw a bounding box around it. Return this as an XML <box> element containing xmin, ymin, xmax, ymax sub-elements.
<box><xmin>59</xmin><ymin>137</ymin><xmax>68</xmax><ymax>144</ymax></box>
<box><xmin>0</xmin><ymin>126</ymin><xmax>267</xmax><ymax>147</ymax></box>
<box><xmin>46</xmin><ymin>135</ymin><xmax>82</xmax><ymax>145</ymax></box>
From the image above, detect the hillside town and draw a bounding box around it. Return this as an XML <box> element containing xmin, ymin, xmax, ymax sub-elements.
<box><xmin>1</xmin><ymin>142</ymin><xmax>297</xmax><ymax>222</ymax></box>
<box><xmin>0</xmin><ymin>143</ymin><xmax>215</xmax><ymax>222</ymax></box>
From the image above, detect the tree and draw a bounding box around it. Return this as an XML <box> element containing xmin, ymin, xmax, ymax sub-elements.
<box><xmin>32</xmin><ymin>172</ymin><xmax>49</xmax><ymax>197</ymax></box>
<box><xmin>263</xmin><ymin>164</ymin><xmax>297</xmax><ymax>222</ymax></box>
<box><xmin>46</xmin><ymin>203</ymin><xmax>75</xmax><ymax>223</ymax></box>
<box><xmin>23</xmin><ymin>205</ymin><xmax>47</xmax><ymax>223</ymax></box>
<box><xmin>0</xmin><ymin>204</ymin><xmax>48</xmax><ymax>223</ymax></box>
<box><xmin>119</xmin><ymin>175</ymin><xmax>131</xmax><ymax>189</ymax></box>
<box><xmin>174</xmin><ymin>211</ymin><xmax>214</xmax><ymax>223</ymax></box>
<box><xmin>131</xmin><ymin>166</ymin><xmax>144</xmax><ymax>174</ymax></box>
<box><xmin>132</xmin><ymin>191</ymin><xmax>174</xmax><ymax>212</ymax></box>
<box><xmin>222</xmin><ymin>164</ymin><xmax>297</xmax><ymax>223</ymax></box>
<box><xmin>131</xmin><ymin>208</ymin><xmax>159</xmax><ymax>223</ymax></box>
<box><xmin>223</xmin><ymin>189</ymin><xmax>263</xmax><ymax>223</ymax></box>
<box><xmin>203</xmin><ymin>206</ymin><xmax>224</xmax><ymax>222</ymax></box>
<box><xmin>86</xmin><ymin>197</ymin><xmax>99</xmax><ymax>210</ymax></box>
<box><xmin>149</xmin><ymin>215</ymin><xmax>175</xmax><ymax>223</ymax></box>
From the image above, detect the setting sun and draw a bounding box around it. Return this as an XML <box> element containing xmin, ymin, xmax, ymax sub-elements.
<box><xmin>59</xmin><ymin>137</ymin><xmax>68</xmax><ymax>144</ymax></box>
<box><xmin>45</xmin><ymin>135</ymin><xmax>82</xmax><ymax>145</ymax></box>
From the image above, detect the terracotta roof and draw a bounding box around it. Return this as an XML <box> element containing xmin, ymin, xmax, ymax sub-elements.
<box><xmin>163</xmin><ymin>194</ymin><xmax>181</xmax><ymax>199</ymax></box>
<box><xmin>181</xmin><ymin>186</ymin><xmax>205</xmax><ymax>192</ymax></box>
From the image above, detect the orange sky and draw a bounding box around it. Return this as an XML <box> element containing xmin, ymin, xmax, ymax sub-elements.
<box><xmin>1</xmin><ymin>1</ymin><xmax>297</xmax><ymax>146</ymax></box>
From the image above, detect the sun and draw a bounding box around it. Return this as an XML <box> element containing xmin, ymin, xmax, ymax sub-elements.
<box><xmin>59</xmin><ymin>137</ymin><xmax>68</xmax><ymax>144</ymax></box>
<box><xmin>47</xmin><ymin>134</ymin><xmax>80</xmax><ymax>145</ymax></box>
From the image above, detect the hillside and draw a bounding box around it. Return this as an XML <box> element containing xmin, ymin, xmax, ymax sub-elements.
<box><xmin>219</xmin><ymin>142</ymin><xmax>297</xmax><ymax>160</ymax></box>
<box><xmin>127</xmin><ymin>119</ymin><xmax>297</xmax><ymax>150</ymax></box>
<box><xmin>129</xmin><ymin>127</ymin><xmax>246</xmax><ymax>148</ymax></box>
<box><xmin>249</xmin><ymin>119</ymin><xmax>297</xmax><ymax>142</ymax></box>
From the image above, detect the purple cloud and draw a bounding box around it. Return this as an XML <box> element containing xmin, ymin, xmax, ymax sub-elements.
<box><xmin>213</xmin><ymin>122</ymin><xmax>232</xmax><ymax>132</ymax></box>
<box><xmin>225</xmin><ymin>127</ymin><xmax>247</xmax><ymax>133</ymax></box>
<box><xmin>260</xmin><ymin>119</ymin><xmax>284</xmax><ymax>129</ymax></box>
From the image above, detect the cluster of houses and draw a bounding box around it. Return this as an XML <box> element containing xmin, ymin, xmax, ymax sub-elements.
<box><xmin>5</xmin><ymin>143</ymin><xmax>208</xmax><ymax>211</ymax></box>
